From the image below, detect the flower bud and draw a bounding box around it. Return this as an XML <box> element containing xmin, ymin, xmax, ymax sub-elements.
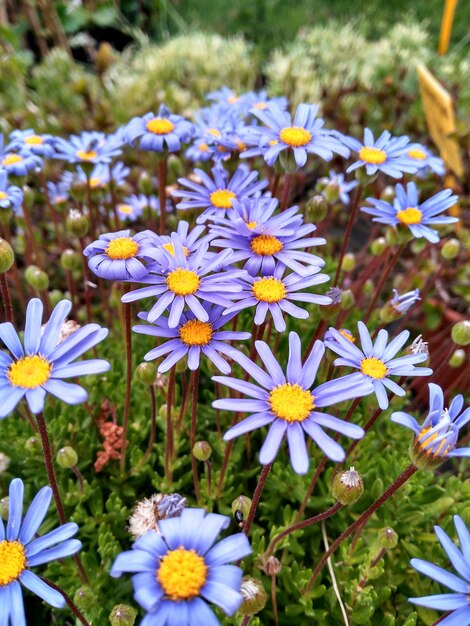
<box><xmin>449</xmin><ymin>349</ymin><xmax>466</xmax><ymax>368</ymax></box>
<box><xmin>380</xmin><ymin>185</ymin><xmax>395</xmax><ymax>203</ymax></box>
<box><xmin>231</xmin><ymin>495</ymin><xmax>252</xmax><ymax>520</ymax></box>
<box><xmin>340</xmin><ymin>288</ymin><xmax>355</xmax><ymax>310</ymax></box>
<box><xmin>109</xmin><ymin>604</ymin><xmax>137</xmax><ymax>626</ymax></box>
<box><xmin>61</xmin><ymin>249</ymin><xmax>82</xmax><ymax>272</ymax></box>
<box><xmin>66</xmin><ymin>209</ymin><xmax>89</xmax><ymax>238</ymax></box>
<box><xmin>25</xmin><ymin>436</ymin><xmax>40</xmax><ymax>452</ymax></box>
<box><xmin>370</xmin><ymin>237</ymin><xmax>386</xmax><ymax>256</ymax></box>
<box><xmin>49</xmin><ymin>289</ymin><xmax>65</xmax><ymax>307</ymax></box>
<box><xmin>239</xmin><ymin>577</ymin><xmax>268</xmax><ymax>616</ymax></box>
<box><xmin>0</xmin><ymin>497</ymin><xmax>9</xmax><ymax>521</ymax></box>
<box><xmin>57</xmin><ymin>446</ymin><xmax>78</xmax><ymax>468</ymax></box>
<box><xmin>379</xmin><ymin>303</ymin><xmax>400</xmax><ymax>324</ymax></box>
<box><xmin>0</xmin><ymin>238</ymin><xmax>14</xmax><ymax>273</ymax></box>
<box><xmin>263</xmin><ymin>555</ymin><xmax>281</xmax><ymax>576</ymax></box>
<box><xmin>95</xmin><ymin>42</ymin><xmax>116</xmax><ymax>74</ymax></box>
<box><xmin>441</xmin><ymin>238</ymin><xmax>460</xmax><ymax>260</ymax></box>
<box><xmin>138</xmin><ymin>172</ymin><xmax>154</xmax><ymax>196</ymax></box>
<box><xmin>332</xmin><ymin>467</ymin><xmax>364</xmax><ymax>505</ymax></box>
<box><xmin>279</xmin><ymin>150</ymin><xmax>298</xmax><ymax>173</ymax></box>
<box><xmin>0</xmin><ymin>453</ymin><xmax>10</xmax><ymax>474</ymax></box>
<box><xmin>193</xmin><ymin>440</ymin><xmax>212</xmax><ymax>461</ymax></box>
<box><xmin>135</xmin><ymin>362</ymin><xmax>157</xmax><ymax>386</ymax></box>
<box><xmin>167</xmin><ymin>155</ymin><xmax>184</xmax><ymax>181</ymax></box>
<box><xmin>74</xmin><ymin>586</ymin><xmax>95</xmax><ymax>610</ymax></box>
<box><xmin>305</xmin><ymin>195</ymin><xmax>327</xmax><ymax>222</ymax></box>
<box><xmin>26</xmin><ymin>268</ymin><xmax>49</xmax><ymax>291</ymax></box>
<box><xmin>363</xmin><ymin>279</ymin><xmax>374</xmax><ymax>296</ymax></box>
<box><xmin>411</xmin><ymin>239</ymin><xmax>426</xmax><ymax>254</ymax></box>
<box><xmin>451</xmin><ymin>321</ymin><xmax>470</xmax><ymax>346</ymax></box>
<box><xmin>377</xmin><ymin>527</ymin><xmax>398</xmax><ymax>549</ymax></box>
<box><xmin>324</xmin><ymin>181</ymin><xmax>340</xmax><ymax>204</ymax></box>
<box><xmin>342</xmin><ymin>253</ymin><xmax>356</xmax><ymax>272</ymax></box>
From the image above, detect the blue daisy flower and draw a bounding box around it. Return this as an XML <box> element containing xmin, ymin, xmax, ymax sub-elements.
<box><xmin>110</xmin><ymin>507</ymin><xmax>252</xmax><ymax>626</ymax></box>
<box><xmin>240</xmin><ymin>103</ymin><xmax>350</xmax><ymax>169</ymax></box>
<box><xmin>147</xmin><ymin>220</ymin><xmax>212</xmax><ymax>260</ymax></box>
<box><xmin>223</xmin><ymin>263</ymin><xmax>331</xmax><ymax>332</ymax></box>
<box><xmin>0</xmin><ymin>135</ymin><xmax>42</xmax><ymax>176</ymax></box>
<box><xmin>46</xmin><ymin>179</ymin><xmax>70</xmax><ymax>207</ymax></box>
<box><xmin>209</xmin><ymin>196</ymin><xmax>326</xmax><ymax>275</ymax></box>
<box><xmin>0</xmin><ymin>298</ymin><xmax>109</xmax><ymax>418</ymax></box>
<box><xmin>115</xmin><ymin>195</ymin><xmax>159</xmax><ymax>223</ymax></box>
<box><xmin>121</xmin><ymin>234</ymin><xmax>246</xmax><ymax>327</ymax></box>
<box><xmin>125</xmin><ymin>105</ymin><xmax>194</xmax><ymax>153</ymax></box>
<box><xmin>133</xmin><ymin>303</ymin><xmax>251</xmax><ymax>374</ymax></box>
<box><xmin>0</xmin><ymin>478</ymin><xmax>82</xmax><ymax>626</ymax></box>
<box><xmin>341</xmin><ymin>128</ymin><xmax>418</xmax><ymax>178</ymax></box>
<box><xmin>391</xmin><ymin>383</ymin><xmax>470</xmax><ymax>468</ymax></box>
<box><xmin>185</xmin><ymin>137</ymin><xmax>216</xmax><ymax>163</ymax></box>
<box><xmin>409</xmin><ymin>515</ymin><xmax>470</xmax><ymax>625</ymax></box>
<box><xmin>390</xmin><ymin>288</ymin><xmax>420</xmax><ymax>315</ymax></box>
<box><xmin>0</xmin><ymin>170</ymin><xmax>23</xmax><ymax>212</ymax></box>
<box><xmin>361</xmin><ymin>182</ymin><xmax>458</xmax><ymax>244</ymax></box>
<box><xmin>239</xmin><ymin>90</ymin><xmax>289</xmax><ymax>115</ymax></box>
<box><xmin>84</xmin><ymin>229</ymin><xmax>158</xmax><ymax>281</ymax></box>
<box><xmin>8</xmin><ymin>129</ymin><xmax>55</xmax><ymax>158</ymax></box>
<box><xmin>406</xmin><ymin>143</ymin><xmax>445</xmax><ymax>177</ymax></box>
<box><xmin>325</xmin><ymin>321</ymin><xmax>433</xmax><ymax>410</ymax></box>
<box><xmin>214</xmin><ymin>333</ymin><xmax>371</xmax><ymax>473</ymax></box>
<box><xmin>53</xmin><ymin>131</ymin><xmax>122</xmax><ymax>166</ymax></box>
<box><xmin>321</xmin><ymin>170</ymin><xmax>358</xmax><ymax>205</ymax></box>
<box><xmin>173</xmin><ymin>163</ymin><xmax>268</xmax><ymax>223</ymax></box>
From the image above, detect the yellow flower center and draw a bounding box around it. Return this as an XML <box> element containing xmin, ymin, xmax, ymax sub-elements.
<box><xmin>210</xmin><ymin>189</ymin><xmax>236</xmax><ymax>209</ymax></box>
<box><xmin>227</xmin><ymin>96</ymin><xmax>240</xmax><ymax>104</ymax></box>
<box><xmin>8</xmin><ymin>355</ymin><xmax>51</xmax><ymax>389</ymax></box>
<box><xmin>252</xmin><ymin>277</ymin><xmax>287</xmax><ymax>303</ymax></box>
<box><xmin>236</xmin><ymin>140</ymin><xmax>247</xmax><ymax>151</ymax></box>
<box><xmin>179</xmin><ymin>320</ymin><xmax>213</xmax><ymax>346</ymax></box>
<box><xmin>89</xmin><ymin>177</ymin><xmax>102</xmax><ymax>188</ymax></box>
<box><xmin>250</xmin><ymin>235</ymin><xmax>283</xmax><ymax>256</ymax></box>
<box><xmin>0</xmin><ymin>541</ymin><xmax>27</xmax><ymax>586</ymax></box>
<box><xmin>118</xmin><ymin>204</ymin><xmax>133</xmax><ymax>215</ymax></box>
<box><xmin>198</xmin><ymin>143</ymin><xmax>209</xmax><ymax>152</ymax></box>
<box><xmin>396</xmin><ymin>207</ymin><xmax>422</xmax><ymax>225</ymax></box>
<box><xmin>361</xmin><ymin>357</ymin><xmax>387</xmax><ymax>379</ymax></box>
<box><xmin>253</xmin><ymin>101</ymin><xmax>268</xmax><ymax>110</ymax></box>
<box><xmin>76</xmin><ymin>150</ymin><xmax>97</xmax><ymax>161</ymax></box>
<box><xmin>339</xmin><ymin>329</ymin><xmax>355</xmax><ymax>343</ymax></box>
<box><xmin>146</xmin><ymin>118</ymin><xmax>175</xmax><ymax>135</ymax></box>
<box><xmin>417</xmin><ymin>427</ymin><xmax>450</xmax><ymax>457</ymax></box>
<box><xmin>207</xmin><ymin>128</ymin><xmax>221</xmax><ymax>138</ymax></box>
<box><xmin>24</xmin><ymin>134</ymin><xmax>44</xmax><ymax>145</ymax></box>
<box><xmin>246</xmin><ymin>221</ymin><xmax>257</xmax><ymax>230</ymax></box>
<box><xmin>2</xmin><ymin>154</ymin><xmax>23</xmax><ymax>166</ymax></box>
<box><xmin>359</xmin><ymin>146</ymin><xmax>387</xmax><ymax>165</ymax></box>
<box><xmin>0</xmin><ymin>191</ymin><xmax>8</xmax><ymax>200</ymax></box>
<box><xmin>157</xmin><ymin>547</ymin><xmax>207</xmax><ymax>601</ymax></box>
<box><xmin>279</xmin><ymin>126</ymin><xmax>312</xmax><ymax>147</ymax></box>
<box><xmin>167</xmin><ymin>268</ymin><xmax>200</xmax><ymax>296</ymax></box>
<box><xmin>408</xmin><ymin>148</ymin><xmax>427</xmax><ymax>160</ymax></box>
<box><xmin>269</xmin><ymin>383</ymin><xmax>314</xmax><ymax>422</ymax></box>
<box><xmin>162</xmin><ymin>243</ymin><xmax>190</xmax><ymax>257</ymax></box>
<box><xmin>105</xmin><ymin>237</ymin><xmax>139</xmax><ymax>260</ymax></box>
<box><xmin>269</xmin><ymin>140</ymin><xmax>279</xmax><ymax>146</ymax></box>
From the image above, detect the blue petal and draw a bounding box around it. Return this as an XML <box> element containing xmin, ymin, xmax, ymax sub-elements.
<box><xmin>410</xmin><ymin>558</ymin><xmax>469</xmax><ymax>593</ymax></box>
<box><xmin>409</xmin><ymin>593</ymin><xmax>468</xmax><ymax>610</ymax></box>
<box><xmin>23</xmin><ymin>299</ymin><xmax>43</xmax><ymax>354</ymax></box>
<box><xmin>435</xmin><ymin>526</ymin><xmax>470</xmax><ymax>581</ymax></box>
<box><xmin>223</xmin><ymin>412</ymin><xmax>275</xmax><ymax>440</ymax></box>
<box><xmin>26</xmin><ymin>523</ymin><xmax>79</xmax><ymax>557</ymax></box>
<box><xmin>205</xmin><ymin>533</ymin><xmax>252</xmax><ymax>567</ymax></box>
<box><xmin>0</xmin><ymin>386</ymin><xmax>26</xmax><ymax>419</ymax></box>
<box><xmin>132</xmin><ymin>572</ymin><xmax>164</xmax><ymax>612</ymax></box>
<box><xmin>185</xmin><ymin>598</ymin><xmax>220</xmax><ymax>626</ymax></box>
<box><xmin>8</xmin><ymin>581</ymin><xmax>26</xmax><ymax>626</ymax></box>
<box><xmin>191</xmin><ymin>513</ymin><xmax>230</xmax><ymax>555</ymax></box>
<box><xmin>27</xmin><ymin>539</ymin><xmax>81</xmax><ymax>566</ymax></box>
<box><xmin>38</xmin><ymin>300</ymin><xmax>72</xmax><ymax>358</ymax></box>
<box><xmin>42</xmin><ymin>379</ymin><xmax>88</xmax><ymax>404</ymax></box>
<box><xmin>433</xmin><ymin>606</ymin><xmax>470</xmax><ymax>626</ymax></box>
<box><xmin>25</xmin><ymin>387</ymin><xmax>46</xmax><ymax>414</ymax></box>
<box><xmin>201</xmin><ymin>580</ymin><xmax>243</xmax><ymax>616</ymax></box>
<box><xmin>0</xmin><ymin>323</ymin><xmax>24</xmax><ymax>359</ymax></box>
<box><xmin>287</xmin><ymin>422</ymin><xmax>310</xmax><ymax>474</ymax></box>
<box><xmin>110</xmin><ymin>549</ymin><xmax>157</xmax><ymax>577</ymax></box>
<box><xmin>259</xmin><ymin>420</ymin><xmax>286</xmax><ymax>464</ymax></box>
<box><xmin>18</xmin><ymin>486</ymin><xmax>52</xmax><ymax>545</ymax></box>
<box><xmin>7</xmin><ymin>478</ymin><xmax>23</xmax><ymax>541</ymax></box>
<box><xmin>19</xmin><ymin>570</ymin><xmax>65</xmax><ymax>608</ymax></box>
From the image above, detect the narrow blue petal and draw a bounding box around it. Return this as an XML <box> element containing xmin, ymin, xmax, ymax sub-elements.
<box><xmin>259</xmin><ymin>420</ymin><xmax>286</xmax><ymax>464</ymax></box>
<box><xmin>435</xmin><ymin>526</ymin><xmax>470</xmax><ymax>581</ymax></box>
<box><xmin>205</xmin><ymin>533</ymin><xmax>252</xmax><ymax>567</ymax></box>
<box><xmin>7</xmin><ymin>478</ymin><xmax>24</xmax><ymax>541</ymax></box>
<box><xmin>27</xmin><ymin>539</ymin><xmax>81</xmax><ymax>566</ymax></box>
<box><xmin>201</xmin><ymin>580</ymin><xmax>243</xmax><ymax>616</ymax></box>
<box><xmin>39</xmin><ymin>300</ymin><xmax>72</xmax><ymax>357</ymax></box>
<box><xmin>186</xmin><ymin>597</ymin><xmax>222</xmax><ymax>626</ymax></box>
<box><xmin>19</xmin><ymin>571</ymin><xmax>65</xmax><ymax>608</ymax></box>
<box><xmin>26</xmin><ymin>523</ymin><xmax>79</xmax><ymax>557</ymax></box>
<box><xmin>18</xmin><ymin>486</ymin><xmax>52</xmax><ymax>545</ymax></box>
<box><xmin>23</xmin><ymin>299</ymin><xmax>43</xmax><ymax>354</ymax></box>
<box><xmin>8</xmin><ymin>582</ymin><xmax>26</xmax><ymax>626</ymax></box>
<box><xmin>110</xmin><ymin>549</ymin><xmax>157</xmax><ymax>577</ymax></box>
<box><xmin>410</xmin><ymin>558</ymin><xmax>469</xmax><ymax>593</ymax></box>
<box><xmin>287</xmin><ymin>423</ymin><xmax>310</xmax><ymax>474</ymax></box>
<box><xmin>409</xmin><ymin>593</ymin><xmax>468</xmax><ymax>610</ymax></box>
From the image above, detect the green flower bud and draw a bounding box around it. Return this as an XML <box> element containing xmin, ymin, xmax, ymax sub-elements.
<box><xmin>342</xmin><ymin>252</ymin><xmax>356</xmax><ymax>272</ymax></box>
<box><xmin>109</xmin><ymin>604</ymin><xmax>137</xmax><ymax>626</ymax></box>
<box><xmin>279</xmin><ymin>150</ymin><xmax>298</xmax><ymax>173</ymax></box>
<box><xmin>57</xmin><ymin>446</ymin><xmax>78</xmax><ymax>468</ymax></box>
<box><xmin>324</xmin><ymin>181</ymin><xmax>340</xmax><ymax>204</ymax></box>
<box><xmin>355</xmin><ymin>168</ymin><xmax>378</xmax><ymax>185</ymax></box>
<box><xmin>363</xmin><ymin>279</ymin><xmax>374</xmax><ymax>296</ymax></box>
<box><xmin>314</xmin><ymin>177</ymin><xmax>328</xmax><ymax>194</ymax></box>
<box><xmin>24</xmin><ymin>264</ymin><xmax>39</xmax><ymax>283</ymax></box>
<box><xmin>167</xmin><ymin>155</ymin><xmax>184</xmax><ymax>181</ymax></box>
<box><xmin>25</xmin><ymin>436</ymin><xmax>40</xmax><ymax>452</ymax></box>
<box><xmin>305</xmin><ymin>195</ymin><xmax>327</xmax><ymax>222</ymax></box>
<box><xmin>451</xmin><ymin>321</ymin><xmax>470</xmax><ymax>346</ymax></box>
<box><xmin>49</xmin><ymin>289</ymin><xmax>65</xmax><ymax>307</ymax></box>
<box><xmin>135</xmin><ymin>362</ymin><xmax>157</xmax><ymax>386</ymax></box>
<box><xmin>22</xmin><ymin>185</ymin><xmax>35</xmax><ymax>208</ymax></box>
<box><xmin>239</xmin><ymin>577</ymin><xmax>268</xmax><ymax>616</ymax></box>
<box><xmin>66</xmin><ymin>209</ymin><xmax>89</xmax><ymax>238</ymax></box>
<box><xmin>340</xmin><ymin>288</ymin><xmax>355</xmax><ymax>310</ymax></box>
<box><xmin>380</xmin><ymin>185</ymin><xmax>395</xmax><ymax>203</ymax></box>
<box><xmin>138</xmin><ymin>172</ymin><xmax>154</xmax><ymax>196</ymax></box>
<box><xmin>379</xmin><ymin>303</ymin><xmax>400</xmax><ymax>324</ymax></box>
<box><xmin>370</xmin><ymin>237</ymin><xmax>386</xmax><ymax>256</ymax></box>
<box><xmin>332</xmin><ymin>467</ymin><xmax>364</xmax><ymax>505</ymax></box>
<box><xmin>377</xmin><ymin>527</ymin><xmax>398</xmax><ymax>549</ymax></box>
<box><xmin>0</xmin><ymin>208</ymin><xmax>13</xmax><ymax>225</ymax></box>
<box><xmin>231</xmin><ymin>495</ymin><xmax>252</xmax><ymax>520</ymax></box>
<box><xmin>0</xmin><ymin>497</ymin><xmax>9</xmax><ymax>521</ymax></box>
<box><xmin>449</xmin><ymin>349</ymin><xmax>466</xmax><ymax>368</ymax></box>
<box><xmin>61</xmin><ymin>249</ymin><xmax>82</xmax><ymax>272</ymax></box>
<box><xmin>74</xmin><ymin>586</ymin><xmax>95</xmax><ymax>610</ymax></box>
<box><xmin>0</xmin><ymin>238</ymin><xmax>14</xmax><ymax>273</ymax></box>
<box><xmin>26</xmin><ymin>268</ymin><xmax>49</xmax><ymax>291</ymax></box>
<box><xmin>193</xmin><ymin>440</ymin><xmax>212</xmax><ymax>461</ymax></box>
<box><xmin>441</xmin><ymin>238</ymin><xmax>460</xmax><ymax>260</ymax></box>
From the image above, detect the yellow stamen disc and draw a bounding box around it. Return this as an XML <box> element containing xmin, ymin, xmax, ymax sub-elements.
<box><xmin>252</xmin><ymin>277</ymin><xmax>287</xmax><ymax>303</ymax></box>
<box><xmin>76</xmin><ymin>150</ymin><xmax>97</xmax><ymax>161</ymax></box>
<box><xmin>24</xmin><ymin>134</ymin><xmax>44</xmax><ymax>145</ymax></box>
<box><xmin>227</xmin><ymin>96</ymin><xmax>240</xmax><ymax>104</ymax></box>
<box><xmin>253</xmin><ymin>102</ymin><xmax>268</xmax><ymax>110</ymax></box>
<box><xmin>269</xmin><ymin>383</ymin><xmax>314</xmax><ymax>422</ymax></box>
<box><xmin>0</xmin><ymin>541</ymin><xmax>27</xmax><ymax>586</ymax></box>
<box><xmin>339</xmin><ymin>329</ymin><xmax>355</xmax><ymax>343</ymax></box>
<box><xmin>0</xmin><ymin>191</ymin><xmax>8</xmax><ymax>200</ymax></box>
<box><xmin>358</xmin><ymin>146</ymin><xmax>387</xmax><ymax>165</ymax></box>
<box><xmin>2</xmin><ymin>154</ymin><xmax>23</xmax><ymax>166</ymax></box>
<box><xmin>396</xmin><ymin>207</ymin><xmax>422</xmax><ymax>225</ymax></box>
<box><xmin>361</xmin><ymin>357</ymin><xmax>387</xmax><ymax>379</ymax></box>
<box><xmin>210</xmin><ymin>189</ymin><xmax>236</xmax><ymax>209</ymax></box>
<box><xmin>162</xmin><ymin>243</ymin><xmax>190</xmax><ymax>257</ymax></box>
<box><xmin>167</xmin><ymin>268</ymin><xmax>200</xmax><ymax>296</ymax></box>
<box><xmin>179</xmin><ymin>320</ymin><xmax>213</xmax><ymax>346</ymax></box>
<box><xmin>246</xmin><ymin>221</ymin><xmax>258</xmax><ymax>230</ymax></box>
<box><xmin>198</xmin><ymin>143</ymin><xmax>209</xmax><ymax>152</ymax></box>
<box><xmin>8</xmin><ymin>355</ymin><xmax>51</xmax><ymax>389</ymax></box>
<box><xmin>250</xmin><ymin>235</ymin><xmax>283</xmax><ymax>256</ymax></box>
<box><xmin>157</xmin><ymin>547</ymin><xmax>207</xmax><ymax>600</ymax></box>
<box><xmin>106</xmin><ymin>237</ymin><xmax>139</xmax><ymax>260</ymax></box>
<box><xmin>89</xmin><ymin>177</ymin><xmax>102</xmax><ymax>188</ymax></box>
<box><xmin>408</xmin><ymin>148</ymin><xmax>427</xmax><ymax>160</ymax></box>
<box><xmin>207</xmin><ymin>128</ymin><xmax>222</xmax><ymax>138</ymax></box>
<box><xmin>118</xmin><ymin>204</ymin><xmax>133</xmax><ymax>215</ymax></box>
<box><xmin>279</xmin><ymin>126</ymin><xmax>312</xmax><ymax>147</ymax></box>
<box><xmin>146</xmin><ymin>118</ymin><xmax>175</xmax><ymax>135</ymax></box>
<box><xmin>417</xmin><ymin>427</ymin><xmax>450</xmax><ymax>457</ymax></box>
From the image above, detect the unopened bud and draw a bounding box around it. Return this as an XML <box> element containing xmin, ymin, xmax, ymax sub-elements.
<box><xmin>332</xmin><ymin>467</ymin><xmax>364</xmax><ymax>505</ymax></box>
<box><xmin>135</xmin><ymin>362</ymin><xmax>157</xmax><ymax>386</ymax></box>
<box><xmin>342</xmin><ymin>253</ymin><xmax>356</xmax><ymax>272</ymax></box>
<box><xmin>193</xmin><ymin>440</ymin><xmax>212</xmax><ymax>461</ymax></box>
<box><xmin>74</xmin><ymin>586</ymin><xmax>95</xmax><ymax>610</ymax></box>
<box><xmin>441</xmin><ymin>238</ymin><xmax>460</xmax><ymax>261</ymax></box>
<box><xmin>0</xmin><ymin>497</ymin><xmax>9</xmax><ymax>521</ymax></box>
<box><xmin>305</xmin><ymin>195</ymin><xmax>327</xmax><ymax>222</ymax></box>
<box><xmin>26</xmin><ymin>268</ymin><xmax>49</xmax><ymax>291</ymax></box>
<box><xmin>96</xmin><ymin>42</ymin><xmax>116</xmax><ymax>74</ymax></box>
<box><xmin>324</xmin><ymin>181</ymin><xmax>340</xmax><ymax>204</ymax></box>
<box><xmin>449</xmin><ymin>349</ymin><xmax>466</xmax><ymax>368</ymax></box>
<box><xmin>340</xmin><ymin>289</ymin><xmax>355</xmax><ymax>310</ymax></box>
<box><xmin>66</xmin><ymin>209</ymin><xmax>89</xmax><ymax>238</ymax></box>
<box><xmin>363</xmin><ymin>279</ymin><xmax>374</xmax><ymax>295</ymax></box>
<box><xmin>138</xmin><ymin>172</ymin><xmax>154</xmax><ymax>196</ymax></box>
<box><xmin>263</xmin><ymin>555</ymin><xmax>281</xmax><ymax>576</ymax></box>
<box><xmin>109</xmin><ymin>604</ymin><xmax>137</xmax><ymax>626</ymax></box>
<box><xmin>378</xmin><ymin>527</ymin><xmax>398</xmax><ymax>549</ymax></box>
<box><xmin>380</xmin><ymin>185</ymin><xmax>395</xmax><ymax>203</ymax></box>
<box><xmin>49</xmin><ymin>289</ymin><xmax>65</xmax><ymax>307</ymax></box>
<box><xmin>57</xmin><ymin>446</ymin><xmax>78</xmax><ymax>468</ymax></box>
<box><xmin>61</xmin><ymin>249</ymin><xmax>82</xmax><ymax>272</ymax></box>
<box><xmin>451</xmin><ymin>321</ymin><xmax>470</xmax><ymax>346</ymax></box>
<box><xmin>0</xmin><ymin>238</ymin><xmax>14</xmax><ymax>273</ymax></box>
<box><xmin>231</xmin><ymin>495</ymin><xmax>252</xmax><ymax>520</ymax></box>
<box><xmin>25</xmin><ymin>436</ymin><xmax>40</xmax><ymax>452</ymax></box>
<box><xmin>371</xmin><ymin>237</ymin><xmax>386</xmax><ymax>256</ymax></box>
<box><xmin>239</xmin><ymin>577</ymin><xmax>268</xmax><ymax>616</ymax></box>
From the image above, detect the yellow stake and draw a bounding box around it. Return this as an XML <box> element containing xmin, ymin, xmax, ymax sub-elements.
<box><xmin>438</xmin><ymin>0</ymin><xmax>459</xmax><ymax>55</ymax></box>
